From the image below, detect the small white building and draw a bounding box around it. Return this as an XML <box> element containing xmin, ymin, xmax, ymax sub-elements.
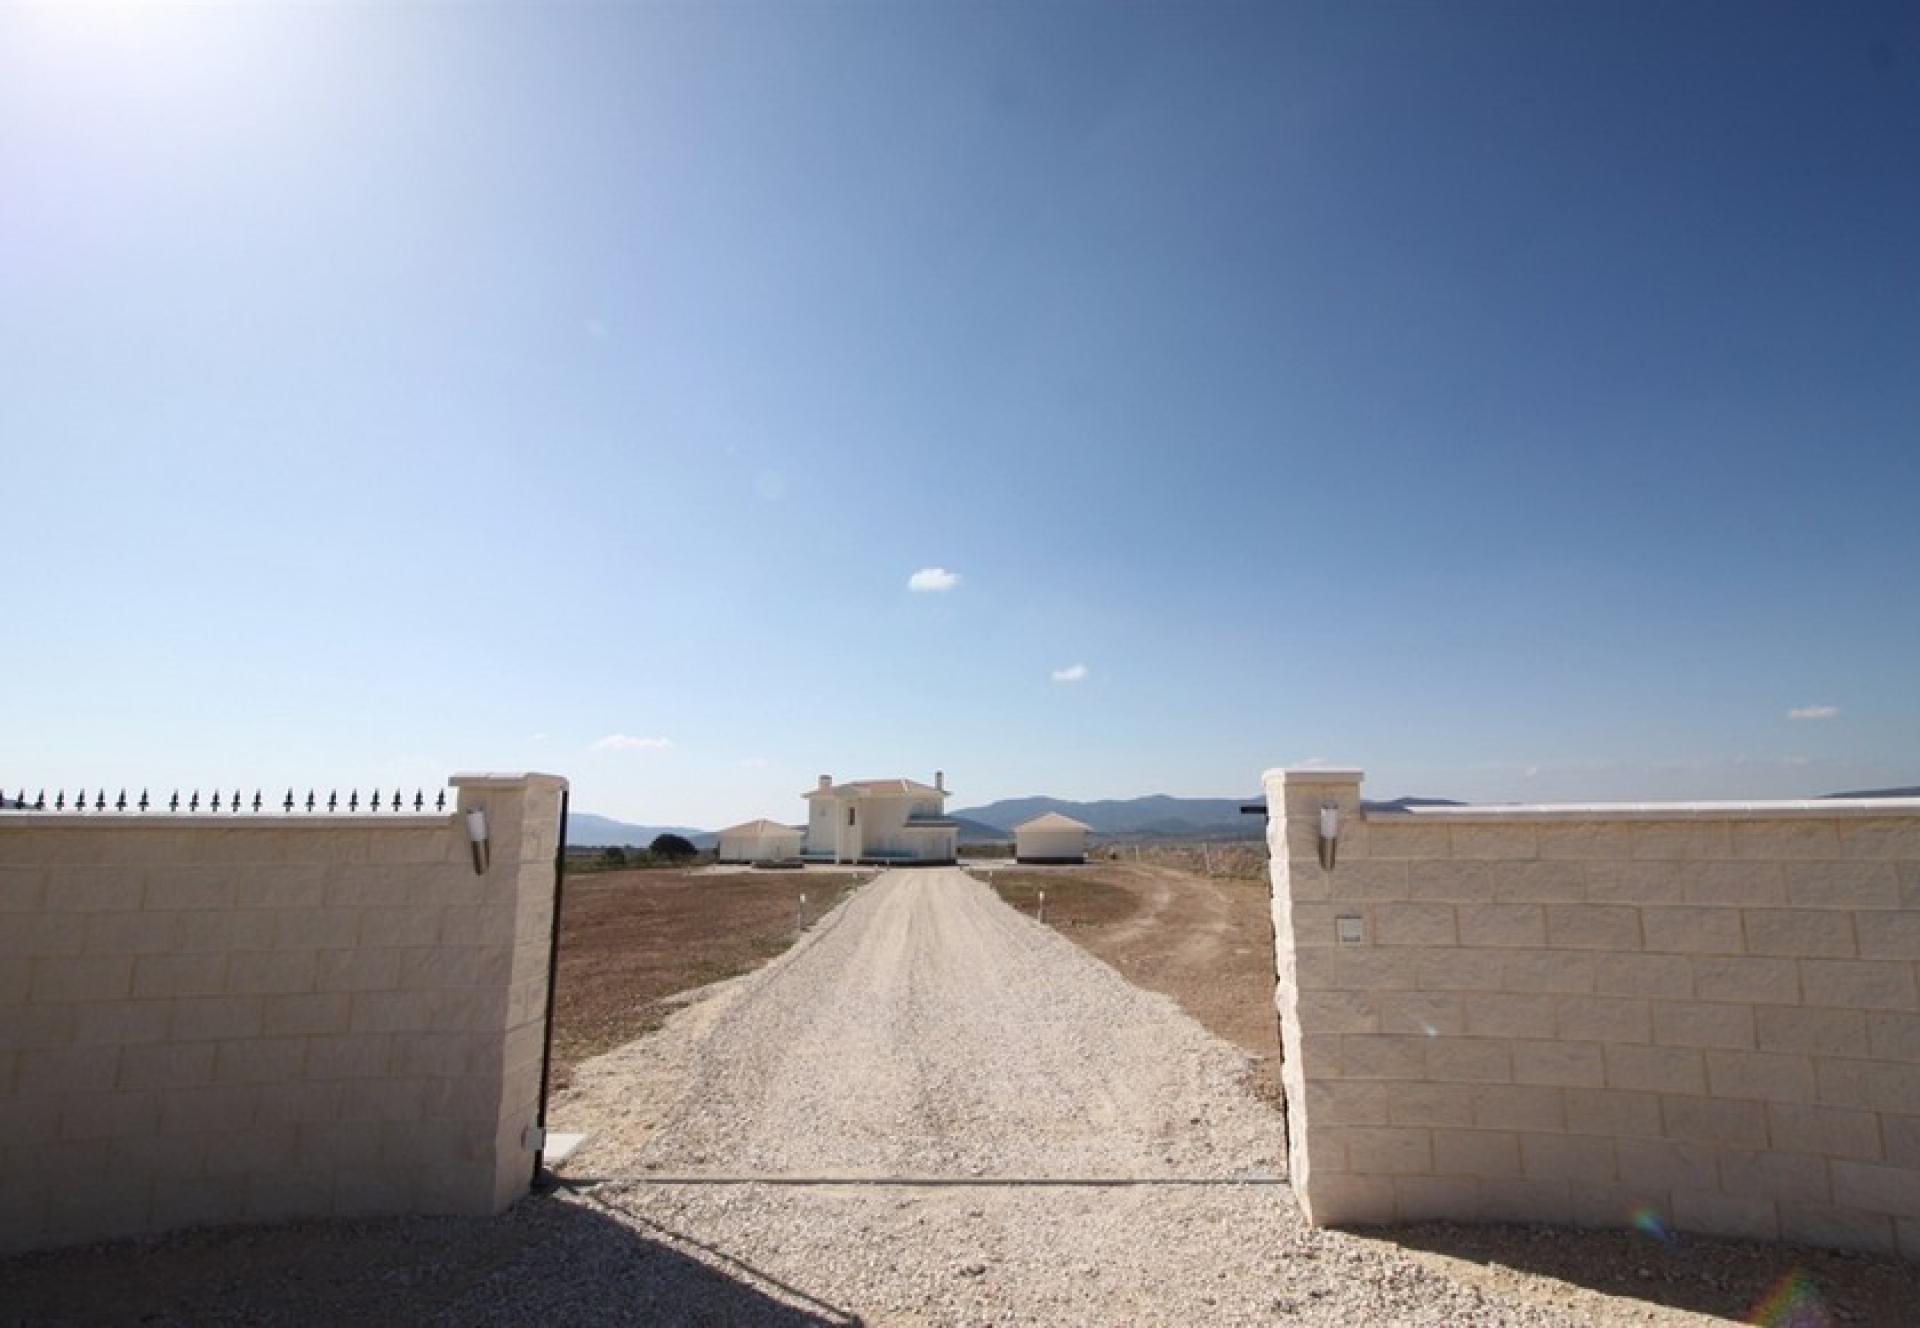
<box><xmin>1014</xmin><ymin>812</ymin><xmax>1091</xmax><ymax>864</ymax></box>
<box><xmin>716</xmin><ymin>819</ymin><xmax>805</xmax><ymax>864</ymax></box>
<box><xmin>803</xmin><ymin>772</ymin><xmax>957</xmax><ymax>864</ymax></box>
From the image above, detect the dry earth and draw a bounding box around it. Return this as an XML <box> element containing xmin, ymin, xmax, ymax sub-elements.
<box><xmin>549</xmin><ymin>866</ymin><xmax>866</xmax><ymax>1091</ymax></box>
<box><xmin>982</xmin><ymin>861</ymin><xmax>1284</xmax><ymax>1104</ymax></box>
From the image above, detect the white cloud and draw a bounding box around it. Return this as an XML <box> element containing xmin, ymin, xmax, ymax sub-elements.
<box><xmin>1787</xmin><ymin>705</ymin><xmax>1839</xmax><ymax>721</ymax></box>
<box><xmin>1051</xmin><ymin>663</ymin><xmax>1089</xmax><ymax>683</ymax></box>
<box><xmin>908</xmin><ymin>567</ymin><xmax>961</xmax><ymax>593</ymax></box>
<box><xmin>592</xmin><ymin>734</ymin><xmax>673</xmax><ymax>752</ymax></box>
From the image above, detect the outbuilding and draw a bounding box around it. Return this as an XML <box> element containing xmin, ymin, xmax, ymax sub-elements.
<box><xmin>716</xmin><ymin>819</ymin><xmax>805</xmax><ymax>865</ymax></box>
<box><xmin>1014</xmin><ymin>812</ymin><xmax>1091</xmax><ymax>864</ymax></box>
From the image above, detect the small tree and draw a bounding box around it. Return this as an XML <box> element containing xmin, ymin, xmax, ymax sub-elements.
<box><xmin>599</xmin><ymin>845</ymin><xmax>627</xmax><ymax>867</ymax></box>
<box><xmin>650</xmin><ymin>832</ymin><xmax>697</xmax><ymax>862</ymax></box>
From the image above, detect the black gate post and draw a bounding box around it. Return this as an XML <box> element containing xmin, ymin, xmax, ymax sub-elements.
<box><xmin>533</xmin><ymin>787</ymin><xmax>570</xmax><ymax>1181</ymax></box>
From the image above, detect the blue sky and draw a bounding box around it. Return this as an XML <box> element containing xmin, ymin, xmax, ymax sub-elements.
<box><xmin>3</xmin><ymin>3</ymin><xmax>1916</xmax><ymax>827</ymax></box>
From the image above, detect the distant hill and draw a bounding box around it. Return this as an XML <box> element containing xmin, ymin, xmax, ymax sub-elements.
<box><xmin>951</xmin><ymin>794</ymin><xmax>1264</xmax><ymax>840</ymax></box>
<box><xmin>568</xmin><ymin>812</ymin><xmax>716</xmax><ymax>850</ymax></box>
<box><xmin>573</xmin><ymin>780</ymin><xmax>1920</xmax><ymax>852</ymax></box>
<box><xmin>954</xmin><ymin>792</ymin><xmax>1470</xmax><ymax>839</ymax></box>
<box><xmin>1362</xmin><ymin>796</ymin><xmax>1468</xmax><ymax>813</ymax></box>
<box><xmin>951</xmin><ymin>816</ymin><xmax>1013</xmax><ymax>844</ymax></box>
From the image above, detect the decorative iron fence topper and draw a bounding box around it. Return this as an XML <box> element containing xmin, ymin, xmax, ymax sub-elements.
<box><xmin>2</xmin><ymin>787</ymin><xmax>449</xmax><ymax>815</ymax></box>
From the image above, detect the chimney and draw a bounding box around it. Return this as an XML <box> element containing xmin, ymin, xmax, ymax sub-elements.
<box><xmin>818</xmin><ymin>774</ymin><xmax>832</xmax><ymax>791</ymax></box>
<box><xmin>935</xmin><ymin>770</ymin><xmax>945</xmax><ymax>793</ymax></box>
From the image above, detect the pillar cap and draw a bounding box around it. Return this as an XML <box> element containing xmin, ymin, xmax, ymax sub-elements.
<box><xmin>449</xmin><ymin>772</ymin><xmax>570</xmax><ymax>791</ymax></box>
<box><xmin>1262</xmin><ymin>767</ymin><xmax>1364</xmax><ymax>785</ymax></box>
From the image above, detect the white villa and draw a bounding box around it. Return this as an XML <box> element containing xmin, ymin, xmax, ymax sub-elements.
<box><xmin>803</xmin><ymin>772</ymin><xmax>958</xmax><ymax>864</ymax></box>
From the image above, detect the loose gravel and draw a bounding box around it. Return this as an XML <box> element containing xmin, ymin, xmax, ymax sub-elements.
<box><xmin>546</xmin><ymin>868</ymin><xmax>1910</xmax><ymax>1325</ymax></box>
<box><xmin>560</xmin><ymin>866</ymin><xmax>1282</xmax><ymax>1183</ymax></box>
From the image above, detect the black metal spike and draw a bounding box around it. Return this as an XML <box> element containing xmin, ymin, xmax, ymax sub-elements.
<box><xmin>189</xmin><ymin>791</ymin><xmax>200</xmax><ymax>812</ymax></box>
<box><xmin>283</xmin><ymin>789</ymin><xmax>294</xmax><ymax>813</ymax></box>
<box><xmin>328</xmin><ymin>790</ymin><xmax>337</xmax><ymax>813</ymax></box>
<box><xmin>306</xmin><ymin>790</ymin><xmax>316</xmax><ymax>813</ymax></box>
<box><xmin>170</xmin><ymin>790</ymin><xmax>179</xmax><ymax>813</ymax></box>
<box><xmin>370</xmin><ymin>790</ymin><xmax>382</xmax><ymax>812</ymax></box>
<box><xmin>96</xmin><ymin>790</ymin><xmax>106</xmax><ymax>812</ymax></box>
<box><xmin>76</xmin><ymin>789</ymin><xmax>85</xmax><ymax>811</ymax></box>
<box><xmin>390</xmin><ymin>788</ymin><xmax>400</xmax><ymax>813</ymax></box>
<box><xmin>348</xmin><ymin>790</ymin><xmax>359</xmax><ymax>813</ymax></box>
<box><xmin>211</xmin><ymin>790</ymin><xmax>221</xmax><ymax>813</ymax></box>
<box><xmin>231</xmin><ymin>790</ymin><xmax>241</xmax><ymax>815</ymax></box>
<box><xmin>35</xmin><ymin>790</ymin><xmax>46</xmax><ymax>810</ymax></box>
<box><xmin>252</xmin><ymin>791</ymin><xmax>262</xmax><ymax>813</ymax></box>
<box><xmin>115</xmin><ymin>789</ymin><xmax>126</xmax><ymax>812</ymax></box>
<box><xmin>413</xmin><ymin>789</ymin><xmax>424</xmax><ymax>812</ymax></box>
<box><xmin>55</xmin><ymin>791</ymin><xmax>65</xmax><ymax>811</ymax></box>
<box><xmin>435</xmin><ymin>789</ymin><xmax>446</xmax><ymax>812</ymax></box>
<box><xmin>138</xmin><ymin>789</ymin><xmax>149</xmax><ymax>812</ymax></box>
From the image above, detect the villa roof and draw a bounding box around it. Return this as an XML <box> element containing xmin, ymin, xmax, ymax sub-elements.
<box><xmin>805</xmin><ymin>778</ymin><xmax>946</xmax><ymax>799</ymax></box>
<box><xmin>718</xmin><ymin>818</ymin><xmax>802</xmax><ymax>835</ymax></box>
<box><xmin>1014</xmin><ymin>812</ymin><xmax>1092</xmax><ymax>832</ymax></box>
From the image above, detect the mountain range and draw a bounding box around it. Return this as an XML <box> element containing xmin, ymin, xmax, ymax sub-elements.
<box><xmin>566</xmin><ymin>795</ymin><xmax>1276</xmax><ymax>847</ymax></box>
<box><xmin>949</xmin><ymin>795</ymin><xmax>1259</xmax><ymax>839</ymax></box>
<box><xmin>566</xmin><ymin>812</ymin><xmax>716</xmax><ymax>849</ymax></box>
<box><xmin>563</xmin><ymin>786</ymin><xmax>1920</xmax><ymax>848</ymax></box>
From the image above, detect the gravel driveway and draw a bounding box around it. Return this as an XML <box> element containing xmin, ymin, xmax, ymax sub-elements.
<box><xmin>551</xmin><ymin>868</ymin><xmax>1886</xmax><ymax>1325</ymax></box>
<box><xmin>561</xmin><ymin>865</ymin><xmax>1280</xmax><ymax>1183</ymax></box>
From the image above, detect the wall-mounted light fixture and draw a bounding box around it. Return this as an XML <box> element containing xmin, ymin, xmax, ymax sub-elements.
<box><xmin>466</xmin><ymin>806</ymin><xmax>491</xmax><ymax>875</ymax></box>
<box><xmin>1318</xmin><ymin>801</ymin><xmax>1340</xmax><ymax>870</ymax></box>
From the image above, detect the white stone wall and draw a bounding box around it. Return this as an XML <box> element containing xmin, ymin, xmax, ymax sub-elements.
<box><xmin>1266</xmin><ymin>768</ymin><xmax>1920</xmax><ymax>1259</ymax></box>
<box><xmin>0</xmin><ymin>772</ymin><xmax>566</xmax><ymax>1255</ymax></box>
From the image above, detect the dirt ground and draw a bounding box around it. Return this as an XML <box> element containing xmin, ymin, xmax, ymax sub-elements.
<box><xmin>550</xmin><ymin>867</ymin><xmax>865</xmax><ymax>1091</ymax></box>
<box><xmin>1108</xmin><ymin>838</ymin><xmax>1271</xmax><ymax>881</ymax></box>
<box><xmin>982</xmin><ymin>861</ymin><xmax>1284</xmax><ymax>1105</ymax></box>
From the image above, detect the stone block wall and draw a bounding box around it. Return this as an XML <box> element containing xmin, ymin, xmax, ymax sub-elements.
<box><xmin>0</xmin><ymin>772</ymin><xmax>566</xmax><ymax>1254</ymax></box>
<box><xmin>1265</xmin><ymin>767</ymin><xmax>1920</xmax><ymax>1259</ymax></box>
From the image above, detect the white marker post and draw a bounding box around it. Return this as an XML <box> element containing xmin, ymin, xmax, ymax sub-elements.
<box><xmin>796</xmin><ymin>892</ymin><xmax>807</xmax><ymax>936</ymax></box>
<box><xmin>1038</xmin><ymin>888</ymin><xmax>1046</xmax><ymax>925</ymax></box>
